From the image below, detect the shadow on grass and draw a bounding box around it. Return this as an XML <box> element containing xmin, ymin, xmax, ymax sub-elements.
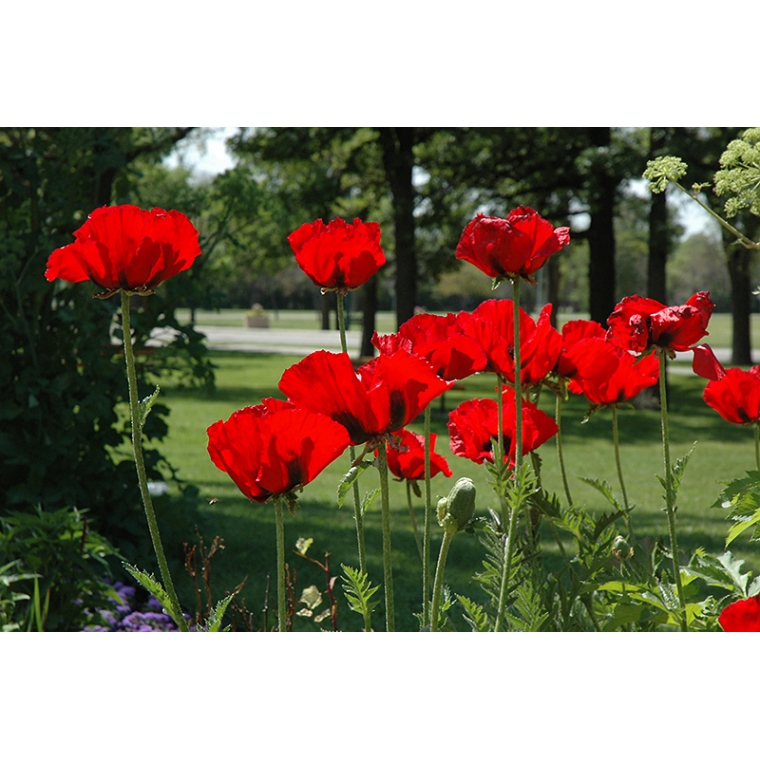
<box><xmin>166</xmin><ymin>494</ymin><xmax>489</xmax><ymax>632</ymax></box>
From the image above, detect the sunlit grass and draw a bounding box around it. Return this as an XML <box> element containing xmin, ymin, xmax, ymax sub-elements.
<box><xmin>153</xmin><ymin>349</ymin><xmax>760</xmax><ymax>630</ymax></box>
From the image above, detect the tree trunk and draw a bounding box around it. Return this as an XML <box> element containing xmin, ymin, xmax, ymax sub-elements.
<box><xmin>724</xmin><ymin>228</ymin><xmax>754</xmax><ymax>365</ymax></box>
<box><xmin>586</xmin><ymin>127</ymin><xmax>618</xmax><ymax>325</ymax></box>
<box><xmin>647</xmin><ymin>128</ymin><xmax>671</xmax><ymax>304</ymax></box>
<box><xmin>361</xmin><ymin>276</ymin><xmax>379</xmax><ymax>358</ymax></box>
<box><xmin>378</xmin><ymin>127</ymin><xmax>416</xmax><ymax>328</ymax></box>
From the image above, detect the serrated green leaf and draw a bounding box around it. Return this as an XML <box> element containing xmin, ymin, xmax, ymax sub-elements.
<box><xmin>670</xmin><ymin>446</ymin><xmax>695</xmax><ymax>499</ymax></box>
<box><xmin>336</xmin><ymin>461</ymin><xmax>372</xmax><ymax>508</ymax></box>
<box><xmin>340</xmin><ymin>564</ymin><xmax>379</xmax><ymax>630</ymax></box>
<box><xmin>361</xmin><ymin>488</ymin><xmax>380</xmax><ymax>515</ymax></box>
<box><xmin>726</xmin><ymin>510</ymin><xmax>760</xmax><ymax>547</ymax></box>
<box><xmin>201</xmin><ymin>592</ymin><xmax>236</xmax><ymax>632</ymax></box>
<box><xmin>456</xmin><ymin>594</ymin><xmax>491</xmax><ymax>632</ymax></box>
<box><xmin>138</xmin><ymin>385</ymin><xmax>161</xmax><ymax>431</ymax></box>
<box><xmin>580</xmin><ymin>478</ymin><xmax>620</xmax><ymax>510</ymax></box>
<box><xmin>124</xmin><ymin>562</ymin><xmax>171</xmax><ymax>610</ymax></box>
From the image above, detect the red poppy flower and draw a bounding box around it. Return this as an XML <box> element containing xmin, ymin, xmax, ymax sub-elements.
<box><xmin>207</xmin><ymin>398</ymin><xmax>350</xmax><ymax>503</ymax></box>
<box><xmin>458</xmin><ymin>299</ymin><xmax>562</xmax><ymax>386</ymax></box>
<box><xmin>554</xmin><ymin>319</ymin><xmax>607</xmax><ymax>381</ymax></box>
<box><xmin>278</xmin><ymin>350</ymin><xmax>452</xmax><ymax>446</ymax></box>
<box><xmin>372</xmin><ymin>312</ymin><xmax>487</xmax><ymax>381</ymax></box>
<box><xmin>702</xmin><ymin>366</ymin><xmax>760</xmax><ymax>425</ymax></box>
<box><xmin>287</xmin><ymin>217</ymin><xmax>386</xmax><ymax>293</ymax></box>
<box><xmin>382</xmin><ymin>428</ymin><xmax>453</xmax><ymax>481</ymax></box>
<box><xmin>447</xmin><ymin>390</ymin><xmax>558</xmax><ymax>466</ymax></box>
<box><xmin>45</xmin><ymin>204</ymin><xmax>202</xmax><ymax>298</ymax></box>
<box><xmin>692</xmin><ymin>344</ymin><xmax>726</xmax><ymax>382</ymax></box>
<box><xmin>562</xmin><ymin>338</ymin><xmax>660</xmax><ymax>406</ymax></box>
<box><xmin>606</xmin><ymin>292</ymin><xmax>714</xmax><ymax>356</ymax></box>
<box><xmin>455</xmin><ymin>207</ymin><xmax>570</xmax><ymax>283</ymax></box>
<box><xmin>719</xmin><ymin>594</ymin><xmax>760</xmax><ymax>631</ymax></box>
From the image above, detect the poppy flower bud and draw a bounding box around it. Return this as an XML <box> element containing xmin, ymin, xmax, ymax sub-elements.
<box><xmin>437</xmin><ymin>477</ymin><xmax>477</xmax><ymax>535</ymax></box>
<box><xmin>612</xmin><ymin>535</ymin><xmax>633</xmax><ymax>561</ymax></box>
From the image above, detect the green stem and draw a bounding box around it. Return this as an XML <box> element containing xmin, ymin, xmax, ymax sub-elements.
<box><xmin>275</xmin><ymin>497</ymin><xmax>287</xmax><ymax>632</ymax></box>
<box><xmin>658</xmin><ymin>352</ymin><xmax>687</xmax><ymax>631</ymax></box>
<box><xmin>494</xmin><ymin>279</ymin><xmax>525</xmax><ymax>631</ymax></box>
<box><xmin>494</xmin><ymin>506</ymin><xmax>520</xmax><ymax>633</ymax></box>
<box><xmin>406</xmin><ymin>481</ymin><xmax>424</xmax><ymax>562</ymax></box>
<box><xmin>755</xmin><ymin>426</ymin><xmax>760</xmax><ymax>471</ymax></box>
<box><xmin>430</xmin><ymin>531</ymin><xmax>454</xmax><ymax>632</ymax></box>
<box><xmin>556</xmin><ymin>393</ymin><xmax>574</xmax><ymax>506</ymax></box>
<box><xmin>121</xmin><ymin>293</ymin><xmax>187</xmax><ymax>632</ymax></box>
<box><xmin>422</xmin><ymin>406</ymin><xmax>432</xmax><ymax>624</ymax></box>
<box><xmin>512</xmin><ymin>280</ymin><xmax>523</xmax><ymax>473</ymax></box>
<box><xmin>673</xmin><ymin>179</ymin><xmax>760</xmax><ymax>251</ymax></box>
<box><xmin>611</xmin><ymin>406</ymin><xmax>635</xmax><ymax>544</ymax></box>
<box><xmin>377</xmin><ymin>445</ymin><xmax>395</xmax><ymax>631</ymax></box>
<box><xmin>337</xmin><ymin>293</ymin><xmax>367</xmax><ymax>573</ymax></box>
<box><xmin>495</xmin><ymin>374</ymin><xmax>509</xmax><ymax>527</ymax></box>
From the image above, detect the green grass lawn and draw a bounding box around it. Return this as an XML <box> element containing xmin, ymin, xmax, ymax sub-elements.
<box><xmin>150</xmin><ymin>348</ymin><xmax>760</xmax><ymax>631</ymax></box>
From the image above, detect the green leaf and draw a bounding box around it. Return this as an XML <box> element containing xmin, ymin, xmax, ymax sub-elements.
<box><xmin>670</xmin><ymin>446</ymin><xmax>695</xmax><ymax>500</ymax></box>
<box><xmin>580</xmin><ymin>478</ymin><xmax>620</xmax><ymax>510</ymax></box>
<box><xmin>295</xmin><ymin>537</ymin><xmax>313</xmax><ymax>556</ymax></box>
<box><xmin>709</xmin><ymin>471</ymin><xmax>760</xmax><ymax>547</ymax></box>
<box><xmin>360</xmin><ymin>488</ymin><xmax>380</xmax><ymax>516</ymax></box>
<box><xmin>340</xmin><ymin>564</ymin><xmax>379</xmax><ymax>629</ymax></box>
<box><xmin>336</xmin><ymin>461</ymin><xmax>372</xmax><ymax>508</ymax></box>
<box><xmin>456</xmin><ymin>594</ymin><xmax>491</xmax><ymax>632</ymax></box>
<box><xmin>123</xmin><ymin>562</ymin><xmax>177</xmax><ymax>623</ymax></box>
<box><xmin>687</xmin><ymin>550</ymin><xmax>752</xmax><ymax>596</ymax></box>
<box><xmin>201</xmin><ymin>592</ymin><xmax>236</xmax><ymax>632</ymax></box>
<box><xmin>299</xmin><ymin>584</ymin><xmax>322</xmax><ymax>611</ymax></box>
<box><xmin>138</xmin><ymin>385</ymin><xmax>161</xmax><ymax>431</ymax></box>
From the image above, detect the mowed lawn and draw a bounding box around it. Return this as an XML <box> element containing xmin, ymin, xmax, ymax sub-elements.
<box><xmin>147</xmin><ymin>336</ymin><xmax>760</xmax><ymax>631</ymax></box>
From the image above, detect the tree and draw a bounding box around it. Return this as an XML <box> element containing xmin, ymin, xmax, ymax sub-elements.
<box><xmin>0</xmin><ymin>127</ymin><xmax>208</xmax><ymax>555</ymax></box>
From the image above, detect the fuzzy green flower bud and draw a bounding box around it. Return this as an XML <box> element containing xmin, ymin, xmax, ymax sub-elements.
<box><xmin>612</xmin><ymin>534</ymin><xmax>633</xmax><ymax>561</ymax></box>
<box><xmin>437</xmin><ymin>477</ymin><xmax>477</xmax><ymax>535</ymax></box>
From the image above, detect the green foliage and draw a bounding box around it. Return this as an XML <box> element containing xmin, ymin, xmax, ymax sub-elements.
<box><xmin>0</xmin><ymin>560</ymin><xmax>35</xmax><ymax>632</ymax></box>
<box><xmin>0</xmin><ymin>127</ymin><xmax>210</xmax><ymax>554</ymax></box>
<box><xmin>123</xmin><ymin>563</ymin><xmax>175</xmax><ymax>621</ymax></box>
<box><xmin>0</xmin><ymin>506</ymin><xmax>123</xmax><ymax>631</ymax></box>
<box><xmin>710</xmin><ymin>470</ymin><xmax>760</xmax><ymax>546</ymax></box>
<box><xmin>341</xmin><ymin>564</ymin><xmax>380</xmax><ymax>631</ymax></box>
<box><xmin>456</xmin><ymin>594</ymin><xmax>491</xmax><ymax>632</ymax></box>
<box><xmin>336</xmin><ymin>460</ymin><xmax>373</xmax><ymax>508</ymax></box>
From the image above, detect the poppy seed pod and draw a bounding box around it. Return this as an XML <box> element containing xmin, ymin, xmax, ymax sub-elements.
<box><xmin>437</xmin><ymin>477</ymin><xmax>477</xmax><ymax>535</ymax></box>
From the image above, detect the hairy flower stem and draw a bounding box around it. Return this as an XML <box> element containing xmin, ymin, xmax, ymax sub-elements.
<box><xmin>274</xmin><ymin>497</ymin><xmax>287</xmax><ymax>632</ymax></box>
<box><xmin>658</xmin><ymin>353</ymin><xmax>687</xmax><ymax>631</ymax></box>
<box><xmin>120</xmin><ymin>293</ymin><xmax>187</xmax><ymax>632</ymax></box>
<box><xmin>494</xmin><ymin>279</ymin><xmax>525</xmax><ymax>632</ymax></box>
<box><xmin>336</xmin><ymin>293</ymin><xmax>367</xmax><ymax>574</ymax></box>
<box><xmin>376</xmin><ymin>445</ymin><xmax>396</xmax><ymax>631</ymax></box>
<box><xmin>422</xmin><ymin>407</ymin><xmax>433</xmax><ymax>625</ymax></box>
<box><xmin>611</xmin><ymin>406</ymin><xmax>635</xmax><ymax>544</ymax></box>
<box><xmin>556</xmin><ymin>394</ymin><xmax>574</xmax><ymax>506</ymax></box>
<box><xmin>496</xmin><ymin>374</ymin><xmax>508</xmax><ymax>526</ymax></box>
<box><xmin>406</xmin><ymin>481</ymin><xmax>424</xmax><ymax>562</ymax></box>
<box><xmin>430</xmin><ymin>531</ymin><xmax>454</xmax><ymax>632</ymax></box>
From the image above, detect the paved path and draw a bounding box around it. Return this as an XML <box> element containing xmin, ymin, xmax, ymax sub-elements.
<box><xmin>149</xmin><ymin>324</ymin><xmax>760</xmax><ymax>366</ymax></box>
<box><xmin>149</xmin><ymin>325</ymin><xmax>362</xmax><ymax>356</ymax></box>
